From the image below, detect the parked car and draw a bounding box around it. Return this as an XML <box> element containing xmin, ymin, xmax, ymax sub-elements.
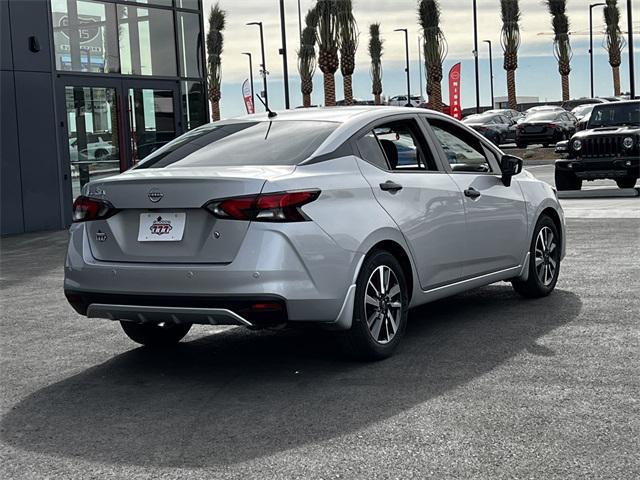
<box><xmin>516</xmin><ymin>110</ymin><xmax>577</xmax><ymax>148</ymax></box>
<box><xmin>555</xmin><ymin>100</ymin><xmax>639</xmax><ymax>190</ymax></box>
<box><xmin>561</xmin><ymin>98</ymin><xmax>609</xmax><ymax>110</ymax></box>
<box><xmin>388</xmin><ymin>95</ymin><xmax>423</xmax><ymax>107</ymax></box>
<box><xmin>462</xmin><ymin>113</ymin><xmax>517</xmax><ymax>145</ymax></box>
<box><xmin>484</xmin><ymin>108</ymin><xmax>524</xmax><ymax>123</ymax></box>
<box><xmin>65</xmin><ymin>106</ymin><xmax>565</xmax><ymax>360</ymax></box>
<box><xmin>69</xmin><ymin>136</ymin><xmax>116</xmax><ymax>162</ymax></box>
<box><xmin>571</xmin><ymin>104</ymin><xmax>598</xmax><ymax>122</ymax></box>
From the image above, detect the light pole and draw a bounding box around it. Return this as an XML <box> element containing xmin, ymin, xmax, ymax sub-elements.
<box><xmin>247</xmin><ymin>21</ymin><xmax>269</xmax><ymax>109</ymax></box>
<box><xmin>473</xmin><ymin>0</ymin><xmax>480</xmax><ymax>113</ymax></box>
<box><xmin>278</xmin><ymin>0</ymin><xmax>291</xmax><ymax>109</ymax></box>
<box><xmin>589</xmin><ymin>3</ymin><xmax>606</xmax><ymax>98</ymax></box>
<box><xmin>242</xmin><ymin>52</ymin><xmax>255</xmax><ymax>110</ymax></box>
<box><xmin>628</xmin><ymin>0</ymin><xmax>636</xmax><ymax>98</ymax></box>
<box><xmin>395</xmin><ymin>28</ymin><xmax>411</xmax><ymax>107</ymax></box>
<box><xmin>483</xmin><ymin>40</ymin><xmax>495</xmax><ymax>109</ymax></box>
<box><xmin>418</xmin><ymin>35</ymin><xmax>424</xmax><ymax>102</ymax></box>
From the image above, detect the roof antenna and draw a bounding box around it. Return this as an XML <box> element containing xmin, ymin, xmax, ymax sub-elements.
<box><xmin>255</xmin><ymin>93</ymin><xmax>277</xmax><ymax>118</ymax></box>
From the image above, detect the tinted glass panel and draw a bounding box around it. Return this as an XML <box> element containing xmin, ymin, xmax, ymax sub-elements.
<box><xmin>123</xmin><ymin>0</ymin><xmax>173</xmax><ymax>6</ymax></box>
<box><xmin>128</xmin><ymin>87</ymin><xmax>176</xmax><ymax>163</ymax></box>
<box><xmin>372</xmin><ymin>120</ymin><xmax>437</xmax><ymax>171</ymax></box>
<box><xmin>51</xmin><ymin>0</ymin><xmax>120</xmax><ymax>73</ymax></box>
<box><xmin>176</xmin><ymin>0</ymin><xmax>200</xmax><ymax>9</ymax></box>
<box><xmin>135</xmin><ymin>121</ymin><xmax>338</xmax><ymax>169</ymax></box>
<box><xmin>356</xmin><ymin>132</ymin><xmax>389</xmax><ymax>170</ymax></box>
<box><xmin>527</xmin><ymin>112</ymin><xmax>559</xmax><ymax>121</ymax></box>
<box><xmin>181</xmin><ymin>81</ymin><xmax>207</xmax><ymax>130</ymax></box>
<box><xmin>430</xmin><ymin>119</ymin><xmax>492</xmax><ymax>173</ymax></box>
<box><xmin>118</xmin><ymin>5</ymin><xmax>176</xmax><ymax>76</ymax></box>
<box><xmin>588</xmin><ymin>103</ymin><xmax>640</xmax><ymax>127</ymax></box>
<box><xmin>177</xmin><ymin>12</ymin><xmax>203</xmax><ymax>78</ymax></box>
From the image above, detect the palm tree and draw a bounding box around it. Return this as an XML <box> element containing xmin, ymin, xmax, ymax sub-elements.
<box><xmin>298</xmin><ymin>8</ymin><xmax>319</xmax><ymax>108</ymax></box>
<box><xmin>603</xmin><ymin>0</ymin><xmax>625</xmax><ymax>96</ymax></box>
<box><xmin>338</xmin><ymin>0</ymin><xmax>358</xmax><ymax>105</ymax></box>
<box><xmin>369</xmin><ymin>23</ymin><xmax>384</xmax><ymax>105</ymax></box>
<box><xmin>546</xmin><ymin>0</ymin><xmax>572</xmax><ymax>102</ymax></box>
<box><xmin>316</xmin><ymin>0</ymin><xmax>340</xmax><ymax>106</ymax></box>
<box><xmin>206</xmin><ymin>2</ymin><xmax>226</xmax><ymax>121</ymax></box>
<box><xmin>418</xmin><ymin>0</ymin><xmax>447</xmax><ymax>112</ymax></box>
<box><xmin>500</xmin><ymin>0</ymin><xmax>521</xmax><ymax>110</ymax></box>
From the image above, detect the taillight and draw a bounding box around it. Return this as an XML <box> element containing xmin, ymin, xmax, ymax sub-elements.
<box><xmin>72</xmin><ymin>196</ymin><xmax>118</xmax><ymax>222</ymax></box>
<box><xmin>544</xmin><ymin>123</ymin><xmax>558</xmax><ymax>128</ymax></box>
<box><xmin>204</xmin><ymin>190</ymin><xmax>320</xmax><ymax>222</ymax></box>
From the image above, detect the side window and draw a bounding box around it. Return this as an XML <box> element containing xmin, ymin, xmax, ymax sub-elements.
<box><xmin>429</xmin><ymin>119</ymin><xmax>493</xmax><ymax>173</ymax></box>
<box><xmin>372</xmin><ymin>120</ymin><xmax>438</xmax><ymax>171</ymax></box>
<box><xmin>356</xmin><ymin>132</ymin><xmax>389</xmax><ymax>170</ymax></box>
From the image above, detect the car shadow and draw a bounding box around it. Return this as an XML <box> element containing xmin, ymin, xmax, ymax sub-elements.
<box><xmin>1</xmin><ymin>285</ymin><xmax>581</xmax><ymax>468</ymax></box>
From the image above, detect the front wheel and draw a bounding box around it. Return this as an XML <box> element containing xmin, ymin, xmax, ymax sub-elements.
<box><xmin>343</xmin><ymin>250</ymin><xmax>409</xmax><ymax>361</ymax></box>
<box><xmin>616</xmin><ymin>177</ymin><xmax>637</xmax><ymax>189</ymax></box>
<box><xmin>120</xmin><ymin>321</ymin><xmax>191</xmax><ymax>347</ymax></box>
<box><xmin>555</xmin><ymin>168</ymin><xmax>582</xmax><ymax>191</ymax></box>
<box><xmin>512</xmin><ymin>215</ymin><xmax>561</xmax><ymax>298</ymax></box>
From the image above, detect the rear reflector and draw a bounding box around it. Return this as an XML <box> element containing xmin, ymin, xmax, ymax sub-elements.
<box><xmin>204</xmin><ymin>190</ymin><xmax>320</xmax><ymax>222</ymax></box>
<box><xmin>72</xmin><ymin>196</ymin><xmax>119</xmax><ymax>223</ymax></box>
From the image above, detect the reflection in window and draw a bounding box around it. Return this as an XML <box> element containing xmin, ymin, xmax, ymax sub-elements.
<box><xmin>181</xmin><ymin>81</ymin><xmax>207</xmax><ymax>131</ymax></box>
<box><xmin>118</xmin><ymin>5</ymin><xmax>176</xmax><ymax>76</ymax></box>
<box><xmin>177</xmin><ymin>12</ymin><xmax>203</xmax><ymax>78</ymax></box>
<box><xmin>64</xmin><ymin>86</ymin><xmax>121</xmax><ymax>199</ymax></box>
<box><xmin>51</xmin><ymin>0</ymin><xmax>119</xmax><ymax>73</ymax></box>
<box><xmin>430</xmin><ymin>121</ymin><xmax>491</xmax><ymax>173</ymax></box>
<box><xmin>176</xmin><ymin>0</ymin><xmax>200</xmax><ymax>9</ymax></box>
<box><xmin>123</xmin><ymin>0</ymin><xmax>173</xmax><ymax>6</ymax></box>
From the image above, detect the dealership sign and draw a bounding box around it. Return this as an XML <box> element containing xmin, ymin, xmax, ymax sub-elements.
<box><xmin>242</xmin><ymin>79</ymin><xmax>255</xmax><ymax>114</ymax></box>
<box><xmin>52</xmin><ymin>12</ymin><xmax>105</xmax><ymax>71</ymax></box>
<box><xmin>448</xmin><ymin>63</ymin><xmax>462</xmax><ymax>120</ymax></box>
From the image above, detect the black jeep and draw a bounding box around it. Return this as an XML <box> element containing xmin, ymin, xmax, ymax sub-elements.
<box><xmin>555</xmin><ymin>100</ymin><xmax>639</xmax><ymax>190</ymax></box>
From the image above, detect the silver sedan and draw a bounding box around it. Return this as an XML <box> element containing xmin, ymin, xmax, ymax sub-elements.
<box><xmin>65</xmin><ymin>106</ymin><xmax>566</xmax><ymax>360</ymax></box>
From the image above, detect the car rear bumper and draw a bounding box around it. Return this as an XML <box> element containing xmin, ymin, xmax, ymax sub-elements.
<box><xmin>64</xmin><ymin>221</ymin><xmax>362</xmax><ymax>327</ymax></box>
<box><xmin>555</xmin><ymin>157</ymin><xmax>639</xmax><ymax>179</ymax></box>
<box><xmin>516</xmin><ymin>131</ymin><xmax>558</xmax><ymax>143</ymax></box>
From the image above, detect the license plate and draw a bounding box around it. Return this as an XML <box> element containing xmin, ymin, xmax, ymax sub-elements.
<box><xmin>138</xmin><ymin>213</ymin><xmax>186</xmax><ymax>242</ymax></box>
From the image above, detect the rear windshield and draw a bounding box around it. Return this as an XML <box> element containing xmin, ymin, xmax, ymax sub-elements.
<box><xmin>526</xmin><ymin>112</ymin><xmax>559</xmax><ymax>121</ymax></box>
<box><xmin>134</xmin><ymin>120</ymin><xmax>339</xmax><ymax>169</ymax></box>
<box><xmin>463</xmin><ymin>114</ymin><xmax>497</xmax><ymax>123</ymax></box>
<box><xmin>588</xmin><ymin>103</ymin><xmax>640</xmax><ymax>128</ymax></box>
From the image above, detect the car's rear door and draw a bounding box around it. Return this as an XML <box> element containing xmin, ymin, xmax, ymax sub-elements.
<box><xmin>354</xmin><ymin>114</ymin><xmax>468</xmax><ymax>290</ymax></box>
<box><xmin>422</xmin><ymin>114</ymin><xmax>528</xmax><ymax>279</ymax></box>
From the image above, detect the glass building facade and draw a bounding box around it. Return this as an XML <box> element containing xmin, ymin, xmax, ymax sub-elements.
<box><xmin>0</xmin><ymin>0</ymin><xmax>208</xmax><ymax>234</ymax></box>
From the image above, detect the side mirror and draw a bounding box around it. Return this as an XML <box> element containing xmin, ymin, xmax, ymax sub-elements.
<box><xmin>500</xmin><ymin>154</ymin><xmax>523</xmax><ymax>187</ymax></box>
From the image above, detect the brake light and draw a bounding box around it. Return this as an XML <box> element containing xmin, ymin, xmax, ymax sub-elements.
<box><xmin>72</xmin><ymin>196</ymin><xmax>118</xmax><ymax>222</ymax></box>
<box><xmin>204</xmin><ymin>190</ymin><xmax>321</xmax><ymax>222</ymax></box>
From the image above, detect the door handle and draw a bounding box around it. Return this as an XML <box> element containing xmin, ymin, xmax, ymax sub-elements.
<box><xmin>464</xmin><ymin>187</ymin><xmax>481</xmax><ymax>199</ymax></box>
<box><xmin>380</xmin><ymin>181</ymin><xmax>403</xmax><ymax>192</ymax></box>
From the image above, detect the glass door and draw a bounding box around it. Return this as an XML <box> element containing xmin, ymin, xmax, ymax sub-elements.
<box><xmin>63</xmin><ymin>84</ymin><xmax>124</xmax><ymax>199</ymax></box>
<box><xmin>124</xmin><ymin>81</ymin><xmax>180</xmax><ymax>166</ymax></box>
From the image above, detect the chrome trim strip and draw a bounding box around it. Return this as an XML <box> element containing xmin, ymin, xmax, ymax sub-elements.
<box><xmin>86</xmin><ymin>304</ymin><xmax>254</xmax><ymax>327</ymax></box>
<box><xmin>421</xmin><ymin>265</ymin><xmax>522</xmax><ymax>294</ymax></box>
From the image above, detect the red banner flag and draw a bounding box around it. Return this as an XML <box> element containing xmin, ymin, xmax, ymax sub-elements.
<box><xmin>242</xmin><ymin>79</ymin><xmax>255</xmax><ymax>114</ymax></box>
<box><xmin>448</xmin><ymin>63</ymin><xmax>462</xmax><ymax>119</ymax></box>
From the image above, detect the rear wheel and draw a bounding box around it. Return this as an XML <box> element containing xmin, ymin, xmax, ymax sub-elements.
<box><xmin>344</xmin><ymin>250</ymin><xmax>408</xmax><ymax>361</ymax></box>
<box><xmin>555</xmin><ymin>168</ymin><xmax>582</xmax><ymax>191</ymax></box>
<box><xmin>516</xmin><ymin>141</ymin><xmax>527</xmax><ymax>149</ymax></box>
<box><xmin>512</xmin><ymin>215</ymin><xmax>561</xmax><ymax>298</ymax></box>
<box><xmin>616</xmin><ymin>177</ymin><xmax>637</xmax><ymax>189</ymax></box>
<box><xmin>120</xmin><ymin>321</ymin><xmax>191</xmax><ymax>347</ymax></box>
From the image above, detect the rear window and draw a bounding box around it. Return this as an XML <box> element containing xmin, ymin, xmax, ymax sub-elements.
<box><xmin>527</xmin><ymin>112</ymin><xmax>559</xmax><ymax>121</ymax></box>
<box><xmin>134</xmin><ymin>120</ymin><xmax>339</xmax><ymax>169</ymax></box>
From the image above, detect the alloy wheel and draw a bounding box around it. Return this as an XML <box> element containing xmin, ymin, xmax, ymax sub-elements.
<box><xmin>364</xmin><ymin>265</ymin><xmax>402</xmax><ymax>344</ymax></box>
<box><xmin>534</xmin><ymin>226</ymin><xmax>558</xmax><ymax>286</ymax></box>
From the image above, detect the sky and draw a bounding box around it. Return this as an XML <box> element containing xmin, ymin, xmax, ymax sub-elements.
<box><xmin>203</xmin><ymin>0</ymin><xmax>640</xmax><ymax>118</ymax></box>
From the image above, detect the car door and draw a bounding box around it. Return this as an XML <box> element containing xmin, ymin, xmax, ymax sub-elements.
<box><xmin>423</xmin><ymin>115</ymin><xmax>528</xmax><ymax>279</ymax></box>
<box><xmin>500</xmin><ymin>115</ymin><xmax>517</xmax><ymax>142</ymax></box>
<box><xmin>354</xmin><ymin>115</ymin><xmax>468</xmax><ymax>290</ymax></box>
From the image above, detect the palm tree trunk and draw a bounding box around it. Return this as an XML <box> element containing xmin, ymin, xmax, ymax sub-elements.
<box><xmin>324</xmin><ymin>72</ymin><xmax>336</xmax><ymax>106</ymax></box>
<box><xmin>343</xmin><ymin>75</ymin><xmax>353</xmax><ymax>105</ymax></box>
<box><xmin>374</xmin><ymin>93</ymin><xmax>381</xmax><ymax>105</ymax></box>
<box><xmin>561</xmin><ymin>75</ymin><xmax>570</xmax><ymax>102</ymax></box>
<box><xmin>612</xmin><ymin>66</ymin><xmax>621</xmax><ymax>96</ymax></box>
<box><xmin>507</xmin><ymin>69</ymin><xmax>517</xmax><ymax>110</ymax></box>
<box><xmin>211</xmin><ymin>100</ymin><xmax>220</xmax><ymax>121</ymax></box>
<box><xmin>429</xmin><ymin>78</ymin><xmax>442</xmax><ymax>112</ymax></box>
<box><xmin>303</xmin><ymin>93</ymin><xmax>311</xmax><ymax>107</ymax></box>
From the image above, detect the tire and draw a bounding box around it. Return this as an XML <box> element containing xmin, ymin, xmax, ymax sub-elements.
<box><xmin>94</xmin><ymin>149</ymin><xmax>108</xmax><ymax>160</ymax></box>
<box><xmin>343</xmin><ymin>250</ymin><xmax>409</xmax><ymax>361</ymax></box>
<box><xmin>512</xmin><ymin>215</ymin><xmax>561</xmax><ymax>298</ymax></box>
<box><xmin>616</xmin><ymin>177</ymin><xmax>637</xmax><ymax>189</ymax></box>
<box><xmin>120</xmin><ymin>321</ymin><xmax>191</xmax><ymax>347</ymax></box>
<box><xmin>555</xmin><ymin>168</ymin><xmax>582</xmax><ymax>191</ymax></box>
<box><xmin>516</xmin><ymin>141</ymin><xmax>527</xmax><ymax>149</ymax></box>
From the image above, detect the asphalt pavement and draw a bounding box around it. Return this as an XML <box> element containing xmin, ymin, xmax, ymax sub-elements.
<box><xmin>1</xmin><ymin>168</ymin><xmax>639</xmax><ymax>479</ymax></box>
